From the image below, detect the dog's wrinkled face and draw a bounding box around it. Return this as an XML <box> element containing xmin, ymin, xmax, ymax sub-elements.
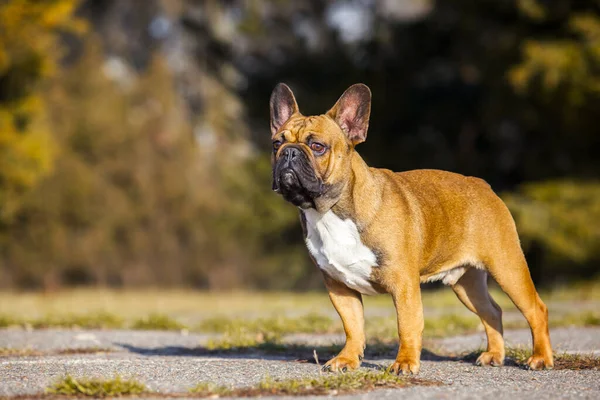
<box><xmin>270</xmin><ymin>83</ymin><xmax>371</xmax><ymax>209</ymax></box>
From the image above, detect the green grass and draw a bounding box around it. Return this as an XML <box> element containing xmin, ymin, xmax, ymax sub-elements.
<box><xmin>365</xmin><ymin>313</ymin><xmax>481</xmax><ymax>340</ymax></box>
<box><xmin>28</xmin><ymin>312</ymin><xmax>124</xmax><ymax>329</ymax></box>
<box><xmin>189</xmin><ymin>370</ymin><xmax>437</xmax><ymax>397</ymax></box>
<box><xmin>388</xmin><ymin>310</ymin><xmax>600</xmax><ymax>339</ymax></box>
<box><xmin>188</xmin><ymin>382</ymin><xmax>232</xmax><ymax>397</ymax></box>
<box><xmin>425</xmin><ymin>314</ymin><xmax>481</xmax><ymax>337</ymax></box>
<box><xmin>205</xmin><ymin>331</ymin><xmax>284</xmax><ymax>351</ymax></box>
<box><xmin>0</xmin><ymin>312</ymin><xmax>124</xmax><ymax>329</ymax></box>
<box><xmin>0</xmin><ymin>311</ymin><xmax>184</xmax><ymax>331</ymax></box>
<box><xmin>0</xmin><ymin>347</ymin><xmax>112</xmax><ymax>357</ymax></box>
<box><xmin>555</xmin><ymin>311</ymin><xmax>600</xmax><ymax>327</ymax></box>
<box><xmin>0</xmin><ymin>287</ymin><xmax>598</xmax><ymax>340</ymax></box>
<box><xmin>0</xmin><ymin>314</ymin><xmax>16</xmax><ymax>328</ymax></box>
<box><xmin>44</xmin><ymin>370</ymin><xmax>436</xmax><ymax>398</ymax></box>
<box><xmin>0</xmin><ymin>283</ymin><xmax>598</xmax><ymax>322</ymax></box>
<box><xmin>130</xmin><ymin>313</ymin><xmax>186</xmax><ymax>331</ymax></box>
<box><xmin>0</xmin><ymin>309</ymin><xmax>597</xmax><ymax>341</ymax></box>
<box><xmin>198</xmin><ymin>312</ymin><xmax>334</xmax><ymax>335</ymax></box>
<box><xmin>198</xmin><ymin>313</ymin><xmax>481</xmax><ymax>342</ymax></box>
<box><xmin>254</xmin><ymin>370</ymin><xmax>430</xmax><ymax>396</ymax></box>
<box><xmin>46</xmin><ymin>375</ymin><xmax>147</xmax><ymax>397</ymax></box>
<box><xmin>504</xmin><ymin>311</ymin><xmax>600</xmax><ymax>331</ymax></box>
<box><xmin>505</xmin><ymin>346</ymin><xmax>532</xmax><ymax>364</ymax></box>
<box><xmin>366</xmin><ymin>314</ymin><xmax>482</xmax><ymax>340</ymax></box>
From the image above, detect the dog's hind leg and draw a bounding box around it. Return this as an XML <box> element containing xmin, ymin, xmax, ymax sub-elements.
<box><xmin>452</xmin><ymin>267</ymin><xmax>505</xmax><ymax>366</ymax></box>
<box><xmin>486</xmin><ymin>250</ymin><xmax>553</xmax><ymax>370</ymax></box>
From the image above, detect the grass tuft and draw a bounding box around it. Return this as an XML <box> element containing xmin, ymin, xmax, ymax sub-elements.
<box><xmin>46</xmin><ymin>375</ymin><xmax>147</xmax><ymax>397</ymax></box>
<box><xmin>190</xmin><ymin>370</ymin><xmax>437</xmax><ymax>397</ymax></box>
<box><xmin>256</xmin><ymin>370</ymin><xmax>414</xmax><ymax>396</ymax></box>
<box><xmin>130</xmin><ymin>313</ymin><xmax>186</xmax><ymax>331</ymax></box>
<box><xmin>505</xmin><ymin>346</ymin><xmax>531</xmax><ymax>364</ymax></box>
<box><xmin>188</xmin><ymin>382</ymin><xmax>232</xmax><ymax>396</ymax></box>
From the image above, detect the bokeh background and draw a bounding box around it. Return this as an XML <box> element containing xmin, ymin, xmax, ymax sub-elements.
<box><xmin>0</xmin><ymin>0</ymin><xmax>598</xmax><ymax>291</ymax></box>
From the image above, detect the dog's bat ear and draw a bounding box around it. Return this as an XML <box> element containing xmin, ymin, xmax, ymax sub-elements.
<box><xmin>327</xmin><ymin>84</ymin><xmax>371</xmax><ymax>145</ymax></box>
<box><xmin>270</xmin><ymin>83</ymin><xmax>299</xmax><ymax>136</ymax></box>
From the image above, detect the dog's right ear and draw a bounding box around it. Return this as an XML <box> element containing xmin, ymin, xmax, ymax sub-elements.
<box><xmin>270</xmin><ymin>83</ymin><xmax>299</xmax><ymax>136</ymax></box>
<box><xmin>327</xmin><ymin>84</ymin><xmax>371</xmax><ymax>146</ymax></box>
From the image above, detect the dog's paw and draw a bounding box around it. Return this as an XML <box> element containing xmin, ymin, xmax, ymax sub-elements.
<box><xmin>322</xmin><ymin>354</ymin><xmax>361</xmax><ymax>373</ymax></box>
<box><xmin>526</xmin><ymin>354</ymin><xmax>554</xmax><ymax>370</ymax></box>
<box><xmin>388</xmin><ymin>357</ymin><xmax>420</xmax><ymax>375</ymax></box>
<box><xmin>475</xmin><ymin>351</ymin><xmax>504</xmax><ymax>367</ymax></box>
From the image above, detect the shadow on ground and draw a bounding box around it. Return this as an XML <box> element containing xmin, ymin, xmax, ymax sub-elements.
<box><xmin>115</xmin><ymin>341</ymin><xmax>522</xmax><ymax>369</ymax></box>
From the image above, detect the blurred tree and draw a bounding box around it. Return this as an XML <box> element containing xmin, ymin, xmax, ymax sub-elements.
<box><xmin>511</xmin><ymin>3</ymin><xmax>600</xmax><ymax>104</ymax></box>
<box><xmin>0</xmin><ymin>33</ymin><xmax>305</xmax><ymax>290</ymax></box>
<box><xmin>1</xmin><ymin>39</ymin><xmax>207</xmax><ymax>288</ymax></box>
<box><xmin>504</xmin><ymin>180</ymin><xmax>600</xmax><ymax>282</ymax></box>
<box><xmin>0</xmin><ymin>0</ymin><xmax>85</xmax><ymax>220</ymax></box>
<box><xmin>208</xmin><ymin>156</ymin><xmax>314</xmax><ymax>290</ymax></box>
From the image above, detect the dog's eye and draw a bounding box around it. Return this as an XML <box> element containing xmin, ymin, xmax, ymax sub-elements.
<box><xmin>273</xmin><ymin>141</ymin><xmax>282</xmax><ymax>151</ymax></box>
<box><xmin>310</xmin><ymin>142</ymin><xmax>326</xmax><ymax>154</ymax></box>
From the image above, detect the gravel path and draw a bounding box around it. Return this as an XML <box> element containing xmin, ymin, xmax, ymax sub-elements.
<box><xmin>1</xmin><ymin>327</ymin><xmax>599</xmax><ymax>399</ymax></box>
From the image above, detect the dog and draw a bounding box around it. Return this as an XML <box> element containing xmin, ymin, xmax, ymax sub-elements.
<box><xmin>269</xmin><ymin>83</ymin><xmax>553</xmax><ymax>375</ymax></box>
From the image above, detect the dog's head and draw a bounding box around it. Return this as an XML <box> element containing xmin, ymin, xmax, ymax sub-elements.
<box><xmin>270</xmin><ymin>83</ymin><xmax>371</xmax><ymax>209</ymax></box>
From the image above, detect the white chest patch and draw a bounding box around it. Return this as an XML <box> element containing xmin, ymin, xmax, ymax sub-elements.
<box><xmin>303</xmin><ymin>209</ymin><xmax>379</xmax><ymax>295</ymax></box>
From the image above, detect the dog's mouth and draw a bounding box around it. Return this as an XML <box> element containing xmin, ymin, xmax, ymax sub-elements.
<box><xmin>272</xmin><ymin>146</ymin><xmax>323</xmax><ymax>209</ymax></box>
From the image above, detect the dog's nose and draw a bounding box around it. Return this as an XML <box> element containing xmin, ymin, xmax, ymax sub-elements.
<box><xmin>282</xmin><ymin>146</ymin><xmax>301</xmax><ymax>163</ymax></box>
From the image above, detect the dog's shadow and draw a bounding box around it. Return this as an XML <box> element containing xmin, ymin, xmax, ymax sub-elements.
<box><xmin>113</xmin><ymin>341</ymin><xmax>494</xmax><ymax>369</ymax></box>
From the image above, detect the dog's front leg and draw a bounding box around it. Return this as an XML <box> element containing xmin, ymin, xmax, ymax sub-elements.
<box><xmin>389</xmin><ymin>275</ymin><xmax>424</xmax><ymax>375</ymax></box>
<box><xmin>322</xmin><ymin>274</ymin><xmax>365</xmax><ymax>372</ymax></box>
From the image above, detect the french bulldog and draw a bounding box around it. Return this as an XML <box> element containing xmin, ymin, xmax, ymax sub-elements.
<box><xmin>269</xmin><ymin>83</ymin><xmax>553</xmax><ymax>375</ymax></box>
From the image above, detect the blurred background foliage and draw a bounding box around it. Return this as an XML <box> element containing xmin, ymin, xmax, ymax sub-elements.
<box><xmin>0</xmin><ymin>0</ymin><xmax>84</xmax><ymax>221</ymax></box>
<box><xmin>0</xmin><ymin>0</ymin><xmax>598</xmax><ymax>290</ymax></box>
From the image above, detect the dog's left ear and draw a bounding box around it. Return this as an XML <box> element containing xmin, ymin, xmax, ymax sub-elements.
<box><xmin>270</xmin><ymin>83</ymin><xmax>299</xmax><ymax>136</ymax></box>
<box><xmin>327</xmin><ymin>84</ymin><xmax>371</xmax><ymax>145</ymax></box>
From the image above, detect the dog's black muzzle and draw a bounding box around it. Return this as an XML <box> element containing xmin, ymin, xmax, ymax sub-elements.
<box><xmin>272</xmin><ymin>145</ymin><xmax>323</xmax><ymax>209</ymax></box>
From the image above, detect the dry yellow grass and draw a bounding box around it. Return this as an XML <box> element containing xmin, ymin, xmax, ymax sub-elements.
<box><xmin>0</xmin><ymin>290</ymin><xmax>338</xmax><ymax>322</ymax></box>
<box><xmin>0</xmin><ymin>280</ymin><xmax>598</xmax><ymax>328</ymax></box>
